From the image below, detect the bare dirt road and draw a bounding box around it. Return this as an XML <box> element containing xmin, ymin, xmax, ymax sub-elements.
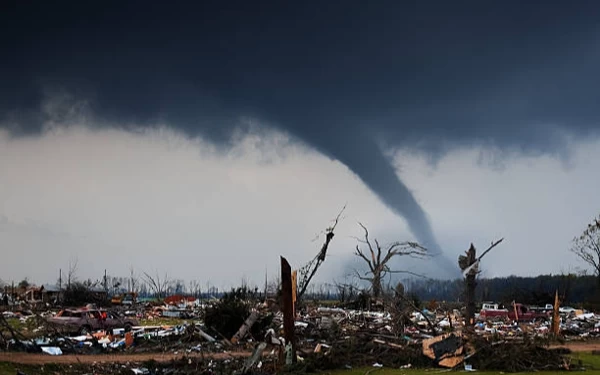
<box><xmin>0</xmin><ymin>341</ymin><xmax>598</xmax><ymax>365</ymax></box>
<box><xmin>551</xmin><ymin>341</ymin><xmax>600</xmax><ymax>352</ymax></box>
<box><xmin>0</xmin><ymin>350</ymin><xmax>252</xmax><ymax>365</ymax></box>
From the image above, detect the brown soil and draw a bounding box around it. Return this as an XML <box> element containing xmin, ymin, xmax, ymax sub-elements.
<box><xmin>551</xmin><ymin>341</ymin><xmax>600</xmax><ymax>352</ymax></box>
<box><xmin>1</xmin><ymin>340</ymin><xmax>598</xmax><ymax>365</ymax></box>
<box><xmin>0</xmin><ymin>350</ymin><xmax>252</xmax><ymax>365</ymax></box>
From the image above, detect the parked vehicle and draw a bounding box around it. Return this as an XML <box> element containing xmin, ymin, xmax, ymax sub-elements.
<box><xmin>479</xmin><ymin>303</ymin><xmax>550</xmax><ymax>321</ymax></box>
<box><xmin>559</xmin><ymin>306</ymin><xmax>577</xmax><ymax>314</ymax></box>
<box><xmin>530</xmin><ymin>304</ymin><xmax>555</xmax><ymax>313</ymax></box>
<box><xmin>111</xmin><ymin>292</ymin><xmax>137</xmax><ymax>306</ymax></box>
<box><xmin>481</xmin><ymin>302</ymin><xmax>508</xmax><ymax>313</ymax></box>
<box><xmin>47</xmin><ymin>308</ymin><xmax>138</xmax><ymax>334</ymax></box>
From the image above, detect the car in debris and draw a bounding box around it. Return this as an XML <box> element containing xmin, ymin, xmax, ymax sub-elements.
<box><xmin>481</xmin><ymin>302</ymin><xmax>508</xmax><ymax>313</ymax></box>
<box><xmin>111</xmin><ymin>292</ymin><xmax>138</xmax><ymax>306</ymax></box>
<box><xmin>559</xmin><ymin>306</ymin><xmax>577</xmax><ymax>314</ymax></box>
<box><xmin>47</xmin><ymin>308</ymin><xmax>139</xmax><ymax>334</ymax></box>
<box><xmin>479</xmin><ymin>303</ymin><xmax>550</xmax><ymax>321</ymax></box>
<box><xmin>529</xmin><ymin>304</ymin><xmax>555</xmax><ymax>313</ymax></box>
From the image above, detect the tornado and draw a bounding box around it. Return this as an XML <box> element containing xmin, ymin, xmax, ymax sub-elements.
<box><xmin>301</xmin><ymin>130</ymin><xmax>459</xmax><ymax>279</ymax></box>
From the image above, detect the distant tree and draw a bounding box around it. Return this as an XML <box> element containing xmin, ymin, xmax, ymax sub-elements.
<box><xmin>353</xmin><ymin>222</ymin><xmax>428</xmax><ymax>298</ymax></box>
<box><xmin>570</xmin><ymin>214</ymin><xmax>600</xmax><ymax>286</ymax></box>
<box><xmin>17</xmin><ymin>278</ymin><xmax>30</xmax><ymax>289</ymax></box>
<box><xmin>129</xmin><ymin>266</ymin><xmax>139</xmax><ymax>293</ymax></box>
<box><xmin>333</xmin><ymin>279</ymin><xmax>359</xmax><ymax>303</ymax></box>
<box><xmin>142</xmin><ymin>270</ymin><xmax>171</xmax><ymax>299</ymax></box>
<box><xmin>67</xmin><ymin>256</ymin><xmax>79</xmax><ymax>289</ymax></box>
<box><xmin>188</xmin><ymin>280</ymin><xmax>202</xmax><ymax>298</ymax></box>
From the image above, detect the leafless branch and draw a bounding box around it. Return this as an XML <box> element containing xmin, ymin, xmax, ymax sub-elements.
<box><xmin>67</xmin><ymin>256</ymin><xmax>79</xmax><ymax>289</ymax></box>
<box><xmin>353</xmin><ymin>222</ymin><xmax>428</xmax><ymax>298</ymax></box>
<box><xmin>570</xmin><ymin>214</ymin><xmax>600</xmax><ymax>276</ymax></box>
<box><xmin>477</xmin><ymin>238</ymin><xmax>504</xmax><ymax>261</ymax></box>
<box><xmin>297</xmin><ymin>204</ymin><xmax>347</xmax><ymax>301</ymax></box>
<box><xmin>142</xmin><ymin>270</ymin><xmax>171</xmax><ymax>300</ymax></box>
<box><xmin>386</xmin><ymin>269</ymin><xmax>430</xmax><ymax>278</ymax></box>
<box><xmin>129</xmin><ymin>266</ymin><xmax>138</xmax><ymax>293</ymax></box>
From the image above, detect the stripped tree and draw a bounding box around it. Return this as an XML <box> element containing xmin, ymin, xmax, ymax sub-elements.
<box><xmin>570</xmin><ymin>214</ymin><xmax>600</xmax><ymax>286</ymax></box>
<box><xmin>296</xmin><ymin>204</ymin><xmax>346</xmax><ymax>301</ymax></box>
<box><xmin>353</xmin><ymin>222</ymin><xmax>428</xmax><ymax>298</ymax></box>
<box><xmin>142</xmin><ymin>271</ymin><xmax>171</xmax><ymax>300</ymax></box>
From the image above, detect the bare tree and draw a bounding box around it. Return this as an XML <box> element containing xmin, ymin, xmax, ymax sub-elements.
<box><xmin>189</xmin><ymin>280</ymin><xmax>202</xmax><ymax>298</ymax></box>
<box><xmin>129</xmin><ymin>266</ymin><xmax>138</xmax><ymax>293</ymax></box>
<box><xmin>570</xmin><ymin>215</ymin><xmax>600</xmax><ymax>286</ymax></box>
<box><xmin>297</xmin><ymin>204</ymin><xmax>346</xmax><ymax>301</ymax></box>
<box><xmin>67</xmin><ymin>256</ymin><xmax>79</xmax><ymax>290</ymax></box>
<box><xmin>353</xmin><ymin>222</ymin><xmax>427</xmax><ymax>299</ymax></box>
<box><xmin>142</xmin><ymin>271</ymin><xmax>171</xmax><ymax>300</ymax></box>
<box><xmin>333</xmin><ymin>280</ymin><xmax>360</xmax><ymax>303</ymax></box>
<box><xmin>266</xmin><ymin>275</ymin><xmax>281</xmax><ymax>298</ymax></box>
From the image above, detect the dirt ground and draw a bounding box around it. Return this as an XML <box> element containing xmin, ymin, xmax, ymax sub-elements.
<box><xmin>551</xmin><ymin>341</ymin><xmax>600</xmax><ymax>352</ymax></box>
<box><xmin>0</xmin><ymin>350</ymin><xmax>252</xmax><ymax>365</ymax></box>
<box><xmin>0</xmin><ymin>341</ymin><xmax>598</xmax><ymax>365</ymax></box>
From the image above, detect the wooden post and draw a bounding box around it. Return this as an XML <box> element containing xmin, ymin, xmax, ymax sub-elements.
<box><xmin>281</xmin><ymin>256</ymin><xmax>296</xmax><ymax>363</ymax></box>
<box><xmin>291</xmin><ymin>270</ymin><xmax>297</xmax><ymax>317</ymax></box>
<box><xmin>552</xmin><ymin>290</ymin><xmax>560</xmax><ymax>335</ymax></box>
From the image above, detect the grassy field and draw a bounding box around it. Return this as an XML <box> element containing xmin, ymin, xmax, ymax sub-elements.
<box><xmin>138</xmin><ymin>316</ymin><xmax>200</xmax><ymax>326</ymax></box>
<box><xmin>1</xmin><ymin>317</ymin><xmax>43</xmax><ymax>339</ymax></box>
<box><xmin>321</xmin><ymin>352</ymin><xmax>600</xmax><ymax>375</ymax></box>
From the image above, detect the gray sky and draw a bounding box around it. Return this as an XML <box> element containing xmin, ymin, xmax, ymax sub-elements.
<box><xmin>1</xmin><ymin>1</ymin><xmax>600</xmax><ymax>287</ymax></box>
<box><xmin>0</xmin><ymin>93</ymin><xmax>598</xmax><ymax>287</ymax></box>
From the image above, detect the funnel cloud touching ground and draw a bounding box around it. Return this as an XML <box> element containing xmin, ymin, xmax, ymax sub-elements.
<box><xmin>2</xmin><ymin>1</ymin><xmax>600</xmax><ymax>282</ymax></box>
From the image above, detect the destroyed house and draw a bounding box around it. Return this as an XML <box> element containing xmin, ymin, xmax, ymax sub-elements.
<box><xmin>41</xmin><ymin>284</ymin><xmax>63</xmax><ymax>303</ymax></box>
<box><xmin>22</xmin><ymin>284</ymin><xmax>64</xmax><ymax>303</ymax></box>
<box><xmin>87</xmin><ymin>285</ymin><xmax>108</xmax><ymax>299</ymax></box>
<box><xmin>23</xmin><ymin>286</ymin><xmax>44</xmax><ymax>302</ymax></box>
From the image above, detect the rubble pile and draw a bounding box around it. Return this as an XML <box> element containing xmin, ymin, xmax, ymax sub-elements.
<box><xmin>468</xmin><ymin>339</ymin><xmax>572</xmax><ymax>372</ymax></box>
<box><xmin>0</xmin><ymin>297</ymin><xmax>595</xmax><ymax>374</ymax></box>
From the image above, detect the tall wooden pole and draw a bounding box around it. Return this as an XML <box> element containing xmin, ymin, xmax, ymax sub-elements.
<box><xmin>281</xmin><ymin>256</ymin><xmax>296</xmax><ymax>363</ymax></box>
<box><xmin>552</xmin><ymin>290</ymin><xmax>560</xmax><ymax>335</ymax></box>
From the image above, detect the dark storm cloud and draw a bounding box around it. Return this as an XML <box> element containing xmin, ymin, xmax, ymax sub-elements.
<box><xmin>2</xmin><ymin>0</ymin><xmax>600</xmax><ymax>277</ymax></box>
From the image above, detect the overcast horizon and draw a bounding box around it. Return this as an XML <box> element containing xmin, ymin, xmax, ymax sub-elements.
<box><xmin>2</xmin><ymin>1</ymin><xmax>600</xmax><ymax>289</ymax></box>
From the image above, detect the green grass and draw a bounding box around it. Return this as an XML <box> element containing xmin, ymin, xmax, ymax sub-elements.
<box><xmin>324</xmin><ymin>368</ymin><xmax>597</xmax><ymax>375</ymax></box>
<box><xmin>0</xmin><ymin>362</ymin><xmax>37</xmax><ymax>375</ymax></box>
<box><xmin>571</xmin><ymin>351</ymin><xmax>600</xmax><ymax>370</ymax></box>
<box><xmin>1</xmin><ymin>317</ymin><xmax>41</xmax><ymax>339</ymax></box>
<box><xmin>138</xmin><ymin>316</ymin><xmax>200</xmax><ymax>326</ymax></box>
<box><xmin>321</xmin><ymin>352</ymin><xmax>600</xmax><ymax>375</ymax></box>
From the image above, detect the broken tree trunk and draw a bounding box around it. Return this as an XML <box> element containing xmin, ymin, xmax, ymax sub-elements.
<box><xmin>552</xmin><ymin>290</ymin><xmax>560</xmax><ymax>335</ymax></box>
<box><xmin>460</xmin><ymin>244</ymin><xmax>477</xmax><ymax>330</ymax></box>
<box><xmin>458</xmin><ymin>239</ymin><xmax>503</xmax><ymax>331</ymax></box>
<box><xmin>242</xmin><ymin>342</ymin><xmax>268</xmax><ymax>374</ymax></box>
<box><xmin>231</xmin><ymin>311</ymin><xmax>260</xmax><ymax>344</ymax></box>
<box><xmin>281</xmin><ymin>256</ymin><xmax>296</xmax><ymax>364</ymax></box>
<box><xmin>196</xmin><ymin>326</ymin><xmax>216</xmax><ymax>342</ymax></box>
<box><xmin>296</xmin><ymin>205</ymin><xmax>346</xmax><ymax>301</ymax></box>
